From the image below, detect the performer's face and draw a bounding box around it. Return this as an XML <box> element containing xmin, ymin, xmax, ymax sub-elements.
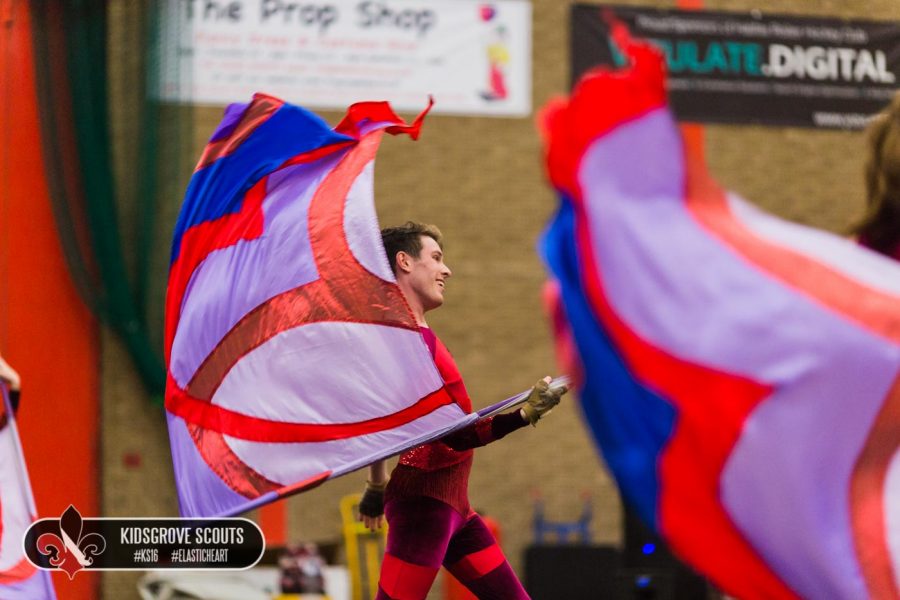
<box><xmin>407</xmin><ymin>235</ymin><xmax>452</xmax><ymax>312</ymax></box>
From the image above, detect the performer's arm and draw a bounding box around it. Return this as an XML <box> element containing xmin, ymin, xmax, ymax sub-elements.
<box><xmin>358</xmin><ymin>460</ymin><xmax>387</xmax><ymax>531</ymax></box>
<box><xmin>441</xmin><ymin>377</ymin><xmax>567</xmax><ymax>451</ymax></box>
<box><xmin>440</xmin><ymin>410</ymin><xmax>528</xmax><ymax>451</ymax></box>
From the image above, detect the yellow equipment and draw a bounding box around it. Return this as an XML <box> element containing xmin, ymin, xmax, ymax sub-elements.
<box><xmin>340</xmin><ymin>493</ymin><xmax>387</xmax><ymax>600</ymax></box>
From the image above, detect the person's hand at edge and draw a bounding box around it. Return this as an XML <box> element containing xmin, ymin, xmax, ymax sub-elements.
<box><xmin>358</xmin><ymin>460</ymin><xmax>388</xmax><ymax>531</ymax></box>
<box><xmin>358</xmin><ymin>479</ymin><xmax>387</xmax><ymax>531</ymax></box>
<box><xmin>0</xmin><ymin>354</ymin><xmax>20</xmax><ymax>392</ymax></box>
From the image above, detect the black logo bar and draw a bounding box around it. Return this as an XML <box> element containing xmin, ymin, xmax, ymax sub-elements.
<box><xmin>24</xmin><ymin>506</ymin><xmax>265</xmax><ymax>578</ymax></box>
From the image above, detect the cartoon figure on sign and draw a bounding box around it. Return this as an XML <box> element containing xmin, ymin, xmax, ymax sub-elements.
<box><xmin>36</xmin><ymin>506</ymin><xmax>105</xmax><ymax>579</ymax></box>
<box><xmin>479</xmin><ymin>5</ymin><xmax>509</xmax><ymax>101</ymax></box>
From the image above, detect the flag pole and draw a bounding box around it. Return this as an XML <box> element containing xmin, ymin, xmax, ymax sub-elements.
<box><xmin>476</xmin><ymin>375</ymin><xmax>571</xmax><ymax>419</ymax></box>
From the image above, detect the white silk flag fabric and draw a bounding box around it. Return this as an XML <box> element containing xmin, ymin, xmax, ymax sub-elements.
<box><xmin>0</xmin><ymin>388</ymin><xmax>56</xmax><ymax>598</ymax></box>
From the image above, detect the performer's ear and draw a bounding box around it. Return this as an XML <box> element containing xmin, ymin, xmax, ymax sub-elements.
<box><xmin>395</xmin><ymin>251</ymin><xmax>414</xmax><ymax>273</ymax></box>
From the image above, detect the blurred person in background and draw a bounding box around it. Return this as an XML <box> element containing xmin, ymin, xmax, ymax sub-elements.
<box><xmin>854</xmin><ymin>93</ymin><xmax>900</xmax><ymax>262</ymax></box>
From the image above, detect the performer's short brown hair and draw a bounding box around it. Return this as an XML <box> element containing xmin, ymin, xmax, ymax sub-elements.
<box><xmin>381</xmin><ymin>222</ymin><xmax>443</xmax><ymax>273</ymax></box>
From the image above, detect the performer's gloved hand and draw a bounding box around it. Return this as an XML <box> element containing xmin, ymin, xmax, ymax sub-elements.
<box><xmin>358</xmin><ymin>480</ymin><xmax>387</xmax><ymax>531</ymax></box>
<box><xmin>521</xmin><ymin>377</ymin><xmax>567</xmax><ymax>426</ymax></box>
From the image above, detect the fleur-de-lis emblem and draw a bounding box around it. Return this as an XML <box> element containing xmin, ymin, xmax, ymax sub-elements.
<box><xmin>36</xmin><ymin>505</ymin><xmax>106</xmax><ymax>579</ymax></box>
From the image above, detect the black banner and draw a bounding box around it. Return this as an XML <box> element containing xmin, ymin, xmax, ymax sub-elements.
<box><xmin>572</xmin><ymin>5</ymin><xmax>900</xmax><ymax>129</ymax></box>
<box><xmin>23</xmin><ymin>506</ymin><xmax>264</xmax><ymax>579</ymax></box>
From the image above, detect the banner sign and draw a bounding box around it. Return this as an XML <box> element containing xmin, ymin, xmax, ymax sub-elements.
<box><xmin>160</xmin><ymin>0</ymin><xmax>532</xmax><ymax>117</ymax></box>
<box><xmin>572</xmin><ymin>5</ymin><xmax>900</xmax><ymax>129</ymax></box>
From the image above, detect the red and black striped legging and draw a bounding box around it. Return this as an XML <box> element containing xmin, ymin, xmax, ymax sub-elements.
<box><xmin>376</xmin><ymin>496</ymin><xmax>530</xmax><ymax>600</ymax></box>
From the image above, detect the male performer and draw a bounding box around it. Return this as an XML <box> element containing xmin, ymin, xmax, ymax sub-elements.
<box><xmin>359</xmin><ymin>222</ymin><xmax>566</xmax><ymax>600</ymax></box>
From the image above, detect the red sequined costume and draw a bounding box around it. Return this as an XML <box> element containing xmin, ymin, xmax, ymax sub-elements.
<box><xmin>385</xmin><ymin>328</ymin><xmax>528</xmax><ymax>516</ymax></box>
<box><xmin>889</xmin><ymin>243</ymin><xmax>900</xmax><ymax>262</ymax></box>
<box><xmin>376</xmin><ymin>328</ymin><xmax>531</xmax><ymax>600</ymax></box>
<box><xmin>860</xmin><ymin>235</ymin><xmax>900</xmax><ymax>262</ymax></box>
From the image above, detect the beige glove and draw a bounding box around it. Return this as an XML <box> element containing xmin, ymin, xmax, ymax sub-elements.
<box><xmin>521</xmin><ymin>377</ymin><xmax>568</xmax><ymax>426</ymax></box>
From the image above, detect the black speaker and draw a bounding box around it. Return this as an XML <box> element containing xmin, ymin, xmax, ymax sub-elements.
<box><xmin>623</xmin><ymin>505</ymin><xmax>677</xmax><ymax>569</ymax></box>
<box><xmin>616</xmin><ymin>568</ymin><xmax>676</xmax><ymax>600</ymax></box>
<box><xmin>622</xmin><ymin>505</ymin><xmax>709</xmax><ymax>600</ymax></box>
<box><xmin>524</xmin><ymin>544</ymin><xmax>620</xmax><ymax>600</ymax></box>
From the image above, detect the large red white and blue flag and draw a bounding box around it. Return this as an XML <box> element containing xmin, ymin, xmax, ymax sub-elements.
<box><xmin>0</xmin><ymin>387</ymin><xmax>56</xmax><ymax>598</ymax></box>
<box><xmin>164</xmin><ymin>95</ymin><xmax>484</xmax><ymax>518</ymax></box>
<box><xmin>540</xmin><ymin>24</ymin><xmax>900</xmax><ymax>600</ymax></box>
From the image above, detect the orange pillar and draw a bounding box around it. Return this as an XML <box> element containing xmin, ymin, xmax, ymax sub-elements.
<box><xmin>259</xmin><ymin>502</ymin><xmax>288</xmax><ymax>547</ymax></box>
<box><xmin>0</xmin><ymin>1</ymin><xmax>99</xmax><ymax>598</ymax></box>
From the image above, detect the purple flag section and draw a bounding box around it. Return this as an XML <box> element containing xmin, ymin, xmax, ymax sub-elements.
<box><xmin>540</xmin><ymin>22</ymin><xmax>900</xmax><ymax>600</ymax></box>
<box><xmin>164</xmin><ymin>96</ymin><xmax>489</xmax><ymax>518</ymax></box>
<box><xmin>0</xmin><ymin>386</ymin><xmax>56</xmax><ymax>599</ymax></box>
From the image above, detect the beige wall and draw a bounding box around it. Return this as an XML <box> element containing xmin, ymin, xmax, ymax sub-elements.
<box><xmin>102</xmin><ymin>1</ymin><xmax>900</xmax><ymax>597</ymax></box>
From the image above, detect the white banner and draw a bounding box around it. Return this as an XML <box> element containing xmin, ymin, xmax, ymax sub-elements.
<box><xmin>159</xmin><ymin>0</ymin><xmax>532</xmax><ymax>116</ymax></box>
